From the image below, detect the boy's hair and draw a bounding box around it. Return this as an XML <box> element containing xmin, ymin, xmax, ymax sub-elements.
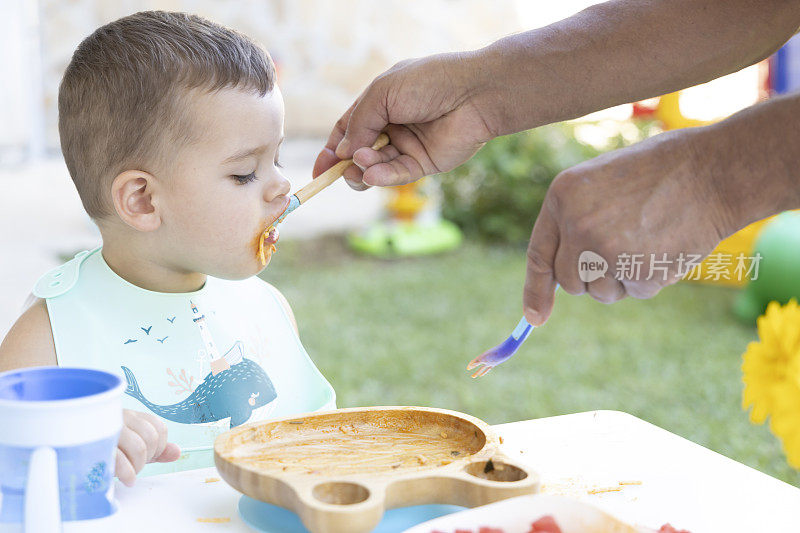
<box><xmin>58</xmin><ymin>11</ymin><xmax>275</xmax><ymax>219</ymax></box>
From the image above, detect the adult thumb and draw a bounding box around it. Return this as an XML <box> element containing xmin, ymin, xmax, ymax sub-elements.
<box><xmin>523</xmin><ymin>207</ymin><xmax>559</xmax><ymax>326</ymax></box>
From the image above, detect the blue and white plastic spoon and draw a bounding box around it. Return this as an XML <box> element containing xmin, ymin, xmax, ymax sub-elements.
<box><xmin>467</xmin><ymin>316</ymin><xmax>534</xmax><ymax>378</ymax></box>
<box><xmin>467</xmin><ymin>285</ymin><xmax>558</xmax><ymax>378</ymax></box>
<box><xmin>276</xmin><ymin>133</ymin><xmax>390</xmax><ymax>224</ymax></box>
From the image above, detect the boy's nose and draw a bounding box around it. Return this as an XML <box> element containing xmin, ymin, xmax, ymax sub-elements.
<box><xmin>265</xmin><ymin>173</ymin><xmax>291</xmax><ymax>202</ymax></box>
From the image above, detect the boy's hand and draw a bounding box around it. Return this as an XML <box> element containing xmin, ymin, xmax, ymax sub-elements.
<box><xmin>116</xmin><ymin>409</ymin><xmax>181</xmax><ymax>486</ymax></box>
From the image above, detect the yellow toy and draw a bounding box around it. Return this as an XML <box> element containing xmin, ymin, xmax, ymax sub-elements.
<box><xmin>386</xmin><ymin>182</ymin><xmax>428</xmax><ymax>221</ymax></box>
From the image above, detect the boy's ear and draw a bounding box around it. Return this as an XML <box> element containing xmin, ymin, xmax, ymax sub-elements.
<box><xmin>110</xmin><ymin>170</ymin><xmax>162</xmax><ymax>232</ymax></box>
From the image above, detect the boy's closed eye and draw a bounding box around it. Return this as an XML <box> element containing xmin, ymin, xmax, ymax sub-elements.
<box><xmin>232</xmin><ymin>171</ymin><xmax>258</xmax><ymax>184</ymax></box>
<box><xmin>231</xmin><ymin>157</ymin><xmax>283</xmax><ymax>185</ymax></box>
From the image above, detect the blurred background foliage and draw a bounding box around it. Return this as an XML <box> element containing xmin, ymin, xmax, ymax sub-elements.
<box><xmin>438</xmin><ymin>120</ymin><xmax>661</xmax><ymax>245</ymax></box>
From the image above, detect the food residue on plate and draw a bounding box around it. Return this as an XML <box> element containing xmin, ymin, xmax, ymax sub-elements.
<box><xmin>429</xmin><ymin>516</ymin><xmax>692</xmax><ymax>533</ymax></box>
<box><xmin>203</xmin><ymin>477</ymin><xmax>220</xmax><ymax>483</ymax></box>
<box><xmin>218</xmin><ymin>411</ymin><xmax>485</xmax><ymax>477</ymax></box>
<box><xmin>429</xmin><ymin>515</ymin><xmax>562</xmax><ymax>533</ymax></box>
<box><xmin>196</xmin><ymin>517</ymin><xmax>231</xmax><ymax>523</ymax></box>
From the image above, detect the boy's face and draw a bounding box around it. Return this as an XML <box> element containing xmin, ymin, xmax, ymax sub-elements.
<box><xmin>159</xmin><ymin>87</ymin><xmax>291</xmax><ymax>279</ymax></box>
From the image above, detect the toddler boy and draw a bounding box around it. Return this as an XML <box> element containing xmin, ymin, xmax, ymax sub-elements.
<box><xmin>0</xmin><ymin>11</ymin><xmax>336</xmax><ymax>485</ymax></box>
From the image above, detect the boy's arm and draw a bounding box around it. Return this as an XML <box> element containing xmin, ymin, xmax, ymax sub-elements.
<box><xmin>0</xmin><ymin>298</ymin><xmax>57</xmax><ymax>372</ymax></box>
<box><xmin>0</xmin><ymin>297</ymin><xmax>180</xmax><ymax>485</ymax></box>
<box><xmin>264</xmin><ymin>283</ymin><xmax>299</xmax><ymax>335</ymax></box>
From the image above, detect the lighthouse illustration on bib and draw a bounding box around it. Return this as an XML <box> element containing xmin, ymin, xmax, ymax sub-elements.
<box><xmin>121</xmin><ymin>300</ymin><xmax>278</xmax><ymax>428</ymax></box>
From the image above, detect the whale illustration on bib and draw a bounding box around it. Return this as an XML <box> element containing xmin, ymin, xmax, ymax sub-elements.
<box><xmin>121</xmin><ymin>300</ymin><xmax>278</xmax><ymax>428</ymax></box>
<box><xmin>121</xmin><ymin>341</ymin><xmax>277</xmax><ymax>429</ymax></box>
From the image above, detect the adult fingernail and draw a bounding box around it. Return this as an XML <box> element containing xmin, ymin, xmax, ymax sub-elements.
<box><xmin>345</xmin><ymin>179</ymin><xmax>366</xmax><ymax>191</ymax></box>
<box><xmin>524</xmin><ymin>307</ymin><xmax>542</xmax><ymax>326</ymax></box>
<box><xmin>336</xmin><ymin>138</ymin><xmax>351</xmax><ymax>158</ymax></box>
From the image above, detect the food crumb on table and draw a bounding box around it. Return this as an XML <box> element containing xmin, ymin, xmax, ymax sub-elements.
<box><xmin>196</xmin><ymin>517</ymin><xmax>231</xmax><ymax>523</ymax></box>
<box><xmin>542</xmin><ymin>476</ymin><xmax>643</xmax><ymax>499</ymax></box>
<box><xmin>587</xmin><ymin>487</ymin><xmax>622</xmax><ymax>495</ymax></box>
<box><xmin>203</xmin><ymin>477</ymin><xmax>220</xmax><ymax>483</ymax></box>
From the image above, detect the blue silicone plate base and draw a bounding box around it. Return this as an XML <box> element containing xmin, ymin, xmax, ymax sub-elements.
<box><xmin>238</xmin><ymin>495</ymin><xmax>464</xmax><ymax>533</ymax></box>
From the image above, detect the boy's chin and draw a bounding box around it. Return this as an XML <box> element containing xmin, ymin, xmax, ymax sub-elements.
<box><xmin>206</xmin><ymin>259</ymin><xmax>269</xmax><ymax>280</ymax></box>
<box><xmin>255</xmin><ymin>257</ymin><xmax>272</xmax><ymax>274</ymax></box>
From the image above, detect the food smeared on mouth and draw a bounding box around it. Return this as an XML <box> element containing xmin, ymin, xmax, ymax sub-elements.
<box><xmin>258</xmin><ymin>225</ymin><xmax>279</xmax><ymax>266</ymax></box>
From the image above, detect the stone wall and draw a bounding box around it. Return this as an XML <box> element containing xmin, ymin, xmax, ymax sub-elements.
<box><xmin>39</xmin><ymin>0</ymin><xmax>523</xmax><ymax>148</ymax></box>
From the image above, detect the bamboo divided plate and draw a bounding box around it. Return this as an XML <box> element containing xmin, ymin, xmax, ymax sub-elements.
<box><xmin>214</xmin><ymin>406</ymin><xmax>540</xmax><ymax>533</ymax></box>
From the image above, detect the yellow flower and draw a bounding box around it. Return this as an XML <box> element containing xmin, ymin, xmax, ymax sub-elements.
<box><xmin>742</xmin><ymin>299</ymin><xmax>800</xmax><ymax>468</ymax></box>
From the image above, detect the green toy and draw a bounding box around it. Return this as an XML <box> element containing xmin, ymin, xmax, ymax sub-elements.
<box><xmin>735</xmin><ymin>211</ymin><xmax>800</xmax><ymax>322</ymax></box>
<box><xmin>348</xmin><ymin>220</ymin><xmax>462</xmax><ymax>258</ymax></box>
<box><xmin>348</xmin><ymin>179</ymin><xmax>462</xmax><ymax>258</ymax></box>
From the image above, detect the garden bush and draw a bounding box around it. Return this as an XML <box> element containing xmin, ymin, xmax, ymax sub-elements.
<box><xmin>438</xmin><ymin>120</ymin><xmax>659</xmax><ymax>245</ymax></box>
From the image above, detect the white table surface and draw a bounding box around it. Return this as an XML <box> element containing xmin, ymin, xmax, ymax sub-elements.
<box><xmin>11</xmin><ymin>410</ymin><xmax>800</xmax><ymax>533</ymax></box>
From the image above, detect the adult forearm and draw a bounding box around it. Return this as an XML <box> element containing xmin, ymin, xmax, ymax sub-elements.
<box><xmin>474</xmin><ymin>0</ymin><xmax>800</xmax><ymax>135</ymax></box>
<box><xmin>694</xmin><ymin>91</ymin><xmax>800</xmax><ymax>237</ymax></box>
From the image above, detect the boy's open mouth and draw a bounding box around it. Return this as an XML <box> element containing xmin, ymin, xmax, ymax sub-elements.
<box><xmin>257</xmin><ymin>225</ymin><xmax>280</xmax><ymax>266</ymax></box>
<box><xmin>264</xmin><ymin>226</ymin><xmax>279</xmax><ymax>245</ymax></box>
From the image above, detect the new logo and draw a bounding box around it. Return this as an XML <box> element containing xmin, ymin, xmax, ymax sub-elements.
<box><xmin>578</xmin><ymin>251</ymin><xmax>608</xmax><ymax>282</ymax></box>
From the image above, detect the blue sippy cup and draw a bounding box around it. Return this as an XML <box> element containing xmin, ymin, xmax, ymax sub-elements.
<box><xmin>0</xmin><ymin>367</ymin><xmax>124</xmax><ymax>531</ymax></box>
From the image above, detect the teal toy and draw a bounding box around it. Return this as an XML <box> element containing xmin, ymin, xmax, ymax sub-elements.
<box><xmin>734</xmin><ymin>211</ymin><xmax>800</xmax><ymax>322</ymax></box>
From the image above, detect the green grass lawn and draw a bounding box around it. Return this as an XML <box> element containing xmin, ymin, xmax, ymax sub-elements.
<box><xmin>261</xmin><ymin>237</ymin><xmax>800</xmax><ymax>486</ymax></box>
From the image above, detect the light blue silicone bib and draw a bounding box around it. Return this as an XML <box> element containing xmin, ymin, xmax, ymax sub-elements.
<box><xmin>34</xmin><ymin>248</ymin><xmax>336</xmax><ymax>475</ymax></box>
